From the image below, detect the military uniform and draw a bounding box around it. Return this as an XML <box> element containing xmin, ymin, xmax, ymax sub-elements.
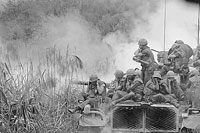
<box><xmin>143</xmin><ymin>72</ymin><xmax>161</xmax><ymax>102</ymax></box>
<box><xmin>168</xmin><ymin>40</ymin><xmax>193</xmax><ymax>73</ymax></box>
<box><xmin>138</xmin><ymin>45</ymin><xmax>156</xmax><ymax>84</ymax></box>
<box><xmin>133</xmin><ymin>39</ymin><xmax>157</xmax><ymax>85</ymax></box>
<box><xmin>68</xmin><ymin>75</ymin><xmax>107</xmax><ymax>113</ymax></box>
<box><xmin>142</xmin><ymin>59</ymin><xmax>157</xmax><ymax>85</ymax></box>
<box><xmin>112</xmin><ymin>69</ymin><xmax>144</xmax><ymax>105</ymax></box>
<box><xmin>158</xmin><ymin>71</ymin><xmax>184</xmax><ymax>107</ymax></box>
<box><xmin>107</xmin><ymin>70</ymin><xmax>125</xmax><ymax>98</ymax></box>
<box><xmin>193</xmin><ymin>45</ymin><xmax>200</xmax><ymax>72</ymax></box>
<box><xmin>179</xmin><ymin>66</ymin><xmax>192</xmax><ymax>92</ymax></box>
<box><xmin>126</xmin><ymin>77</ymin><xmax>144</xmax><ymax>96</ymax></box>
<box><xmin>144</xmin><ymin>71</ymin><xmax>183</xmax><ymax>107</ymax></box>
<box><xmin>186</xmin><ymin>69</ymin><xmax>200</xmax><ymax>108</ymax></box>
<box><xmin>160</xmin><ymin>78</ymin><xmax>184</xmax><ymax>100</ymax></box>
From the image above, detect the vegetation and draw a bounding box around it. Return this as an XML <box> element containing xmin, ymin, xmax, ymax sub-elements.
<box><xmin>0</xmin><ymin>46</ymin><xmax>83</xmax><ymax>132</ymax></box>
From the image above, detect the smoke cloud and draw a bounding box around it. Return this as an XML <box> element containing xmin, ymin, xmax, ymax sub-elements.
<box><xmin>0</xmin><ymin>0</ymin><xmax>199</xmax><ymax>82</ymax></box>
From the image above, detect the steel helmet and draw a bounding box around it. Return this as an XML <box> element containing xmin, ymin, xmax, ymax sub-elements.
<box><xmin>152</xmin><ymin>71</ymin><xmax>162</xmax><ymax>79</ymax></box>
<box><xmin>89</xmin><ymin>74</ymin><xmax>98</xmax><ymax>82</ymax></box>
<box><xmin>114</xmin><ymin>70</ymin><xmax>124</xmax><ymax>78</ymax></box>
<box><xmin>83</xmin><ymin>104</ymin><xmax>91</xmax><ymax>114</ymax></box>
<box><xmin>138</xmin><ymin>38</ymin><xmax>148</xmax><ymax>46</ymax></box>
<box><xmin>167</xmin><ymin>71</ymin><xmax>176</xmax><ymax>78</ymax></box>
<box><xmin>126</xmin><ymin>69</ymin><xmax>135</xmax><ymax>76</ymax></box>
<box><xmin>134</xmin><ymin>70</ymin><xmax>141</xmax><ymax>77</ymax></box>
<box><xmin>174</xmin><ymin>40</ymin><xmax>184</xmax><ymax>44</ymax></box>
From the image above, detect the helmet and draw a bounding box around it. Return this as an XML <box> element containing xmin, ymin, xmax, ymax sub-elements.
<box><xmin>89</xmin><ymin>74</ymin><xmax>98</xmax><ymax>82</ymax></box>
<box><xmin>152</xmin><ymin>71</ymin><xmax>162</xmax><ymax>79</ymax></box>
<box><xmin>114</xmin><ymin>70</ymin><xmax>124</xmax><ymax>78</ymax></box>
<box><xmin>138</xmin><ymin>38</ymin><xmax>148</xmax><ymax>46</ymax></box>
<box><xmin>126</xmin><ymin>69</ymin><xmax>135</xmax><ymax>76</ymax></box>
<box><xmin>167</xmin><ymin>71</ymin><xmax>176</xmax><ymax>78</ymax></box>
<box><xmin>134</xmin><ymin>70</ymin><xmax>141</xmax><ymax>77</ymax></box>
<box><xmin>83</xmin><ymin>104</ymin><xmax>91</xmax><ymax>114</ymax></box>
<box><xmin>174</xmin><ymin>40</ymin><xmax>184</xmax><ymax>44</ymax></box>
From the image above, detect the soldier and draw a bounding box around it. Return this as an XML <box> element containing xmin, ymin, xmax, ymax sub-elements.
<box><xmin>111</xmin><ymin>69</ymin><xmax>144</xmax><ymax>105</ymax></box>
<box><xmin>163</xmin><ymin>71</ymin><xmax>184</xmax><ymax>100</ymax></box>
<box><xmin>143</xmin><ymin>71</ymin><xmax>182</xmax><ymax>107</ymax></box>
<box><xmin>68</xmin><ymin>74</ymin><xmax>106</xmax><ymax>113</ymax></box>
<box><xmin>126</xmin><ymin>69</ymin><xmax>144</xmax><ymax>98</ymax></box>
<box><xmin>186</xmin><ymin>69</ymin><xmax>200</xmax><ymax>108</ymax></box>
<box><xmin>133</xmin><ymin>38</ymin><xmax>157</xmax><ymax>85</ymax></box>
<box><xmin>107</xmin><ymin>70</ymin><xmax>125</xmax><ymax>98</ymax></box>
<box><xmin>111</xmin><ymin>69</ymin><xmax>134</xmax><ymax>101</ymax></box>
<box><xmin>179</xmin><ymin>65</ymin><xmax>192</xmax><ymax>92</ymax></box>
<box><xmin>168</xmin><ymin>40</ymin><xmax>193</xmax><ymax>73</ymax></box>
<box><xmin>157</xmin><ymin>71</ymin><xmax>184</xmax><ymax>107</ymax></box>
<box><xmin>193</xmin><ymin>45</ymin><xmax>200</xmax><ymax>72</ymax></box>
<box><xmin>143</xmin><ymin>71</ymin><xmax>162</xmax><ymax>102</ymax></box>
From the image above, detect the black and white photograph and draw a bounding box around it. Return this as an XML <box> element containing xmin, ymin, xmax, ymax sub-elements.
<box><xmin>0</xmin><ymin>0</ymin><xmax>200</xmax><ymax>132</ymax></box>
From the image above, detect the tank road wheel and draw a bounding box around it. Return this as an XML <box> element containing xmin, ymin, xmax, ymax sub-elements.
<box><xmin>181</xmin><ymin>127</ymin><xmax>188</xmax><ymax>133</ymax></box>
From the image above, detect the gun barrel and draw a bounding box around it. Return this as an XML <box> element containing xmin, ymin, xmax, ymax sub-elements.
<box><xmin>151</xmin><ymin>49</ymin><xmax>159</xmax><ymax>53</ymax></box>
<box><xmin>71</xmin><ymin>81</ymin><xmax>89</xmax><ymax>85</ymax></box>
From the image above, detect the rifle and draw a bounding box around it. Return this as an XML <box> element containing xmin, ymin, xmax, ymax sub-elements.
<box><xmin>151</xmin><ymin>49</ymin><xmax>159</xmax><ymax>53</ymax></box>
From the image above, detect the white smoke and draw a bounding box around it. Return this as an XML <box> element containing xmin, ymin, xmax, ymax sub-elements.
<box><xmin>102</xmin><ymin>0</ymin><xmax>199</xmax><ymax>82</ymax></box>
<box><xmin>0</xmin><ymin>0</ymin><xmax>199</xmax><ymax>82</ymax></box>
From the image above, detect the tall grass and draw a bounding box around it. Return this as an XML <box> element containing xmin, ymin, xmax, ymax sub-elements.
<box><xmin>0</xmin><ymin>47</ymin><xmax>83</xmax><ymax>133</ymax></box>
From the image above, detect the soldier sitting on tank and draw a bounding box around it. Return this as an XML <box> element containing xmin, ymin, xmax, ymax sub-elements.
<box><xmin>68</xmin><ymin>74</ymin><xmax>106</xmax><ymax>114</ymax></box>
<box><xmin>111</xmin><ymin>69</ymin><xmax>144</xmax><ymax>105</ymax></box>
<box><xmin>157</xmin><ymin>71</ymin><xmax>184</xmax><ymax>108</ymax></box>
<box><xmin>111</xmin><ymin>69</ymin><xmax>133</xmax><ymax>101</ymax></box>
<box><xmin>143</xmin><ymin>71</ymin><xmax>163</xmax><ymax>102</ymax></box>
<box><xmin>133</xmin><ymin>38</ymin><xmax>157</xmax><ymax>85</ymax></box>
<box><xmin>107</xmin><ymin>70</ymin><xmax>125</xmax><ymax>98</ymax></box>
<box><xmin>144</xmin><ymin>71</ymin><xmax>183</xmax><ymax>108</ymax></box>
